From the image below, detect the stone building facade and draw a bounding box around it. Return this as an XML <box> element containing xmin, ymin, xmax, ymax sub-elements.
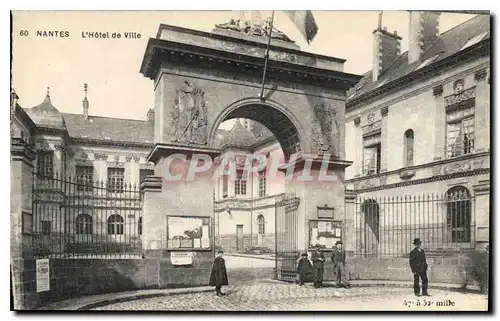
<box><xmin>344</xmin><ymin>13</ymin><xmax>490</xmax><ymax>255</ymax></box>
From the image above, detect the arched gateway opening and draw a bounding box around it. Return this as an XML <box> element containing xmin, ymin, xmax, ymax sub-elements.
<box><xmin>139</xmin><ymin>21</ymin><xmax>360</xmax><ymax>286</ymax></box>
<box><xmin>210</xmin><ymin>100</ymin><xmax>303</xmax><ymax>161</ymax></box>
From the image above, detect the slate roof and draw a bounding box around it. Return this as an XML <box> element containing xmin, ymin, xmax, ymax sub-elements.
<box><xmin>218</xmin><ymin>120</ymin><xmax>258</xmax><ymax>149</ymax></box>
<box><xmin>347</xmin><ymin>14</ymin><xmax>490</xmax><ymax>105</ymax></box>
<box><xmin>61</xmin><ymin>113</ymin><xmax>154</xmax><ymax>144</ymax></box>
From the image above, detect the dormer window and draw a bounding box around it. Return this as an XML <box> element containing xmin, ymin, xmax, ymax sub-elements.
<box><xmin>461</xmin><ymin>32</ymin><xmax>488</xmax><ymax>50</ymax></box>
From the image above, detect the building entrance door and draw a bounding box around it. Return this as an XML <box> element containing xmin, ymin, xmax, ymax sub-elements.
<box><xmin>236</xmin><ymin>225</ymin><xmax>244</xmax><ymax>252</ymax></box>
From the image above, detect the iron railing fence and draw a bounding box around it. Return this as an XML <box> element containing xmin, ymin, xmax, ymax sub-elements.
<box><xmin>354</xmin><ymin>189</ymin><xmax>476</xmax><ymax>258</ymax></box>
<box><xmin>275</xmin><ymin>192</ymin><xmax>300</xmax><ymax>281</ymax></box>
<box><xmin>32</xmin><ymin>172</ymin><xmax>143</xmax><ymax>259</ymax></box>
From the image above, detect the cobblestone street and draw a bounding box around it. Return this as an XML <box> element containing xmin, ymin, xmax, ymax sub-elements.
<box><xmin>92</xmin><ymin>281</ymin><xmax>488</xmax><ymax>311</ymax></box>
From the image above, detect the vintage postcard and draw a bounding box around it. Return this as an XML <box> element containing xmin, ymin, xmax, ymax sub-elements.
<box><xmin>10</xmin><ymin>9</ymin><xmax>490</xmax><ymax>312</ymax></box>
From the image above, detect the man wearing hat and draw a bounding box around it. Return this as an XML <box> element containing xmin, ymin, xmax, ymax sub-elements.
<box><xmin>209</xmin><ymin>250</ymin><xmax>229</xmax><ymax>296</ymax></box>
<box><xmin>311</xmin><ymin>245</ymin><xmax>326</xmax><ymax>288</ymax></box>
<box><xmin>332</xmin><ymin>240</ymin><xmax>348</xmax><ymax>288</ymax></box>
<box><xmin>409</xmin><ymin>238</ymin><xmax>429</xmax><ymax>296</ymax></box>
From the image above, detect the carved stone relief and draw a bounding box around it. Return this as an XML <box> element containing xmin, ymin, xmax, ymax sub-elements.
<box><xmin>443</xmin><ymin>162</ymin><xmax>472</xmax><ymax>175</ymax></box>
<box><xmin>133</xmin><ymin>156</ymin><xmax>141</xmax><ymax>163</ymax></box>
<box><xmin>362</xmin><ymin>120</ymin><xmax>382</xmax><ymax>135</ymax></box>
<box><xmin>445</xmin><ymin>87</ymin><xmax>475</xmax><ymax>108</ymax></box>
<box><xmin>474</xmin><ymin>69</ymin><xmax>487</xmax><ymax>82</ymax></box>
<box><xmin>433</xmin><ymin>85</ymin><xmax>443</xmax><ymax>97</ymax></box>
<box><xmin>214</xmin><ymin>15</ymin><xmax>294</xmax><ymax>43</ymax></box>
<box><xmin>367</xmin><ymin>113</ymin><xmax>375</xmax><ymax>124</ymax></box>
<box><xmin>125</xmin><ymin>155</ymin><xmax>133</xmax><ymax>162</ymax></box>
<box><xmin>94</xmin><ymin>153</ymin><xmax>108</xmax><ymax>161</ymax></box>
<box><xmin>312</xmin><ymin>103</ymin><xmax>339</xmax><ymax>156</ymax></box>
<box><xmin>354</xmin><ymin>117</ymin><xmax>361</xmax><ymax>127</ymax></box>
<box><xmin>170</xmin><ymin>81</ymin><xmax>208</xmax><ymax>145</ymax></box>
<box><xmin>380</xmin><ymin>106</ymin><xmax>388</xmax><ymax>117</ymax></box>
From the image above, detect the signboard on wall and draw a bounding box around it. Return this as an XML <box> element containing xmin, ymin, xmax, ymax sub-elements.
<box><xmin>36</xmin><ymin>259</ymin><xmax>50</xmax><ymax>292</ymax></box>
<box><xmin>317</xmin><ymin>206</ymin><xmax>334</xmax><ymax>218</ymax></box>
<box><xmin>171</xmin><ymin>252</ymin><xmax>194</xmax><ymax>266</ymax></box>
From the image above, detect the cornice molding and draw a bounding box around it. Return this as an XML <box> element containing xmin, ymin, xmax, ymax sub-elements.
<box><xmin>352</xmin><ymin>168</ymin><xmax>489</xmax><ymax>193</ymax></box>
<box><xmin>346</xmin><ymin>151</ymin><xmax>490</xmax><ymax>184</ymax></box>
<box><xmin>71</xmin><ymin>137</ymin><xmax>153</xmax><ymax>149</ymax></box>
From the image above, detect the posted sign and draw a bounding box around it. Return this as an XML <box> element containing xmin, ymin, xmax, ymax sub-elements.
<box><xmin>171</xmin><ymin>252</ymin><xmax>194</xmax><ymax>266</ymax></box>
<box><xmin>36</xmin><ymin>259</ymin><xmax>50</xmax><ymax>292</ymax></box>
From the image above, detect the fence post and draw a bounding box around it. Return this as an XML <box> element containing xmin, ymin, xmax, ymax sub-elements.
<box><xmin>344</xmin><ymin>190</ymin><xmax>357</xmax><ymax>257</ymax></box>
<box><xmin>10</xmin><ymin>138</ymin><xmax>37</xmax><ymax>310</ymax></box>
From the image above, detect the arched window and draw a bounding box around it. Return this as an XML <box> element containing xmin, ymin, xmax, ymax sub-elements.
<box><xmin>138</xmin><ymin>217</ymin><xmax>142</xmax><ymax>235</ymax></box>
<box><xmin>75</xmin><ymin>214</ymin><xmax>93</xmax><ymax>234</ymax></box>
<box><xmin>257</xmin><ymin>214</ymin><xmax>265</xmax><ymax>234</ymax></box>
<box><xmin>107</xmin><ymin>214</ymin><xmax>124</xmax><ymax>235</ymax></box>
<box><xmin>446</xmin><ymin>186</ymin><xmax>471</xmax><ymax>243</ymax></box>
<box><xmin>404</xmin><ymin>129</ymin><xmax>414</xmax><ymax>166</ymax></box>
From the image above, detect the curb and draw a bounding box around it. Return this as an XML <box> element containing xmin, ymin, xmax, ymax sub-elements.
<box><xmin>227</xmin><ymin>253</ymin><xmax>275</xmax><ymax>261</ymax></box>
<box><xmin>38</xmin><ymin>287</ymin><xmax>214</xmax><ymax>311</ymax></box>
<box><xmin>77</xmin><ymin>288</ymin><xmax>215</xmax><ymax>310</ymax></box>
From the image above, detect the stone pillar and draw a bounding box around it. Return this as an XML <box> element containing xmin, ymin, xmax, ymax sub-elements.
<box><xmin>473</xmin><ymin>180</ymin><xmax>490</xmax><ymax>250</ymax></box>
<box><xmin>353</xmin><ymin>117</ymin><xmax>362</xmax><ymax>177</ymax></box>
<box><xmin>473</xmin><ymin>68</ymin><xmax>490</xmax><ymax>152</ymax></box>
<box><xmin>380</xmin><ymin>107</ymin><xmax>389</xmax><ymax>172</ymax></box>
<box><xmin>433</xmin><ymin>85</ymin><xmax>446</xmax><ymax>160</ymax></box>
<box><xmin>283</xmin><ymin>156</ymin><xmax>352</xmax><ymax>252</ymax></box>
<box><xmin>140</xmin><ymin>176</ymin><xmax>163</xmax><ymax>253</ymax></box>
<box><xmin>344</xmin><ymin>190</ymin><xmax>357</xmax><ymax>256</ymax></box>
<box><xmin>10</xmin><ymin>138</ymin><xmax>37</xmax><ymax>310</ymax></box>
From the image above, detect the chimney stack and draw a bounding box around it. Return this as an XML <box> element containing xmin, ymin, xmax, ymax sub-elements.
<box><xmin>83</xmin><ymin>83</ymin><xmax>89</xmax><ymax>120</ymax></box>
<box><xmin>408</xmin><ymin>11</ymin><xmax>440</xmax><ymax>65</ymax></box>
<box><xmin>372</xmin><ymin>12</ymin><xmax>402</xmax><ymax>82</ymax></box>
<box><xmin>147</xmin><ymin>108</ymin><xmax>154</xmax><ymax>123</ymax></box>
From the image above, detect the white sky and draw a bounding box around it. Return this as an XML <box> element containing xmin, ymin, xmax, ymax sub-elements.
<box><xmin>11</xmin><ymin>11</ymin><xmax>474</xmax><ymax>124</ymax></box>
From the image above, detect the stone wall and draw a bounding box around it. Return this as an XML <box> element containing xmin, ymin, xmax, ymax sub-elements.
<box><xmin>26</xmin><ymin>256</ymin><xmax>214</xmax><ymax>308</ymax></box>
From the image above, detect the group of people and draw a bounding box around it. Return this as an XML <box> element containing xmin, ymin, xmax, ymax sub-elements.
<box><xmin>209</xmin><ymin>238</ymin><xmax>430</xmax><ymax>297</ymax></box>
<box><xmin>297</xmin><ymin>241</ymin><xmax>348</xmax><ymax>289</ymax></box>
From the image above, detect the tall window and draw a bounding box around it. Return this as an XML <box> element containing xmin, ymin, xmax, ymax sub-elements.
<box><xmin>37</xmin><ymin>151</ymin><xmax>54</xmax><ymax>177</ymax></box>
<box><xmin>75</xmin><ymin>214</ymin><xmax>93</xmax><ymax>234</ymax></box>
<box><xmin>447</xmin><ymin>117</ymin><xmax>474</xmax><ymax>158</ymax></box>
<box><xmin>138</xmin><ymin>217</ymin><xmax>143</xmax><ymax>235</ymax></box>
<box><xmin>108</xmin><ymin>167</ymin><xmax>125</xmax><ymax>193</ymax></box>
<box><xmin>107</xmin><ymin>215</ymin><xmax>124</xmax><ymax>235</ymax></box>
<box><xmin>235</xmin><ymin>171</ymin><xmax>247</xmax><ymax>195</ymax></box>
<box><xmin>258</xmin><ymin>171</ymin><xmax>266</xmax><ymax>197</ymax></box>
<box><xmin>139</xmin><ymin>169</ymin><xmax>154</xmax><ymax>184</ymax></box>
<box><xmin>76</xmin><ymin>166</ymin><xmax>93</xmax><ymax>192</ymax></box>
<box><xmin>404</xmin><ymin>129</ymin><xmax>414</xmax><ymax>166</ymax></box>
<box><xmin>446</xmin><ymin>186</ymin><xmax>471</xmax><ymax>243</ymax></box>
<box><xmin>363</xmin><ymin>144</ymin><xmax>381</xmax><ymax>175</ymax></box>
<box><xmin>222</xmin><ymin>175</ymin><xmax>228</xmax><ymax>198</ymax></box>
<box><xmin>257</xmin><ymin>214</ymin><xmax>265</xmax><ymax>234</ymax></box>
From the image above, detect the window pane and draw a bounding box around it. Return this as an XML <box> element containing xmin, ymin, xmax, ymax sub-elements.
<box><xmin>108</xmin><ymin>168</ymin><xmax>125</xmax><ymax>193</ymax></box>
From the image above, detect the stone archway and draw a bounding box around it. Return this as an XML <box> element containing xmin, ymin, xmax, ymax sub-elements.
<box><xmin>209</xmin><ymin>98</ymin><xmax>304</xmax><ymax>160</ymax></box>
<box><xmin>139</xmin><ymin>23</ymin><xmax>360</xmax><ymax>272</ymax></box>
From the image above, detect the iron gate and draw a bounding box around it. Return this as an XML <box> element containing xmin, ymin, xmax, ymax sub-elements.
<box><xmin>274</xmin><ymin>192</ymin><xmax>300</xmax><ymax>281</ymax></box>
<box><xmin>32</xmin><ymin>172</ymin><xmax>143</xmax><ymax>259</ymax></box>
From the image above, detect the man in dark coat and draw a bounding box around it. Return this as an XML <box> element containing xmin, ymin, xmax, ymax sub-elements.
<box><xmin>409</xmin><ymin>238</ymin><xmax>430</xmax><ymax>297</ymax></box>
<box><xmin>296</xmin><ymin>252</ymin><xmax>314</xmax><ymax>286</ymax></box>
<box><xmin>332</xmin><ymin>241</ymin><xmax>349</xmax><ymax>288</ymax></box>
<box><xmin>311</xmin><ymin>246</ymin><xmax>325</xmax><ymax>288</ymax></box>
<box><xmin>209</xmin><ymin>250</ymin><xmax>228</xmax><ymax>296</ymax></box>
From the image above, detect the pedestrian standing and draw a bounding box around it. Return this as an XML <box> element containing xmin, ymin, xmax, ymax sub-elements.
<box><xmin>209</xmin><ymin>250</ymin><xmax>228</xmax><ymax>296</ymax></box>
<box><xmin>409</xmin><ymin>238</ymin><xmax>430</xmax><ymax>297</ymax></box>
<box><xmin>311</xmin><ymin>246</ymin><xmax>325</xmax><ymax>288</ymax></box>
<box><xmin>332</xmin><ymin>241</ymin><xmax>349</xmax><ymax>288</ymax></box>
<box><xmin>296</xmin><ymin>252</ymin><xmax>313</xmax><ymax>286</ymax></box>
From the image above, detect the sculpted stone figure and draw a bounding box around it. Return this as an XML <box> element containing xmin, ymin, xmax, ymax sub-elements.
<box><xmin>171</xmin><ymin>81</ymin><xmax>208</xmax><ymax>145</ymax></box>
